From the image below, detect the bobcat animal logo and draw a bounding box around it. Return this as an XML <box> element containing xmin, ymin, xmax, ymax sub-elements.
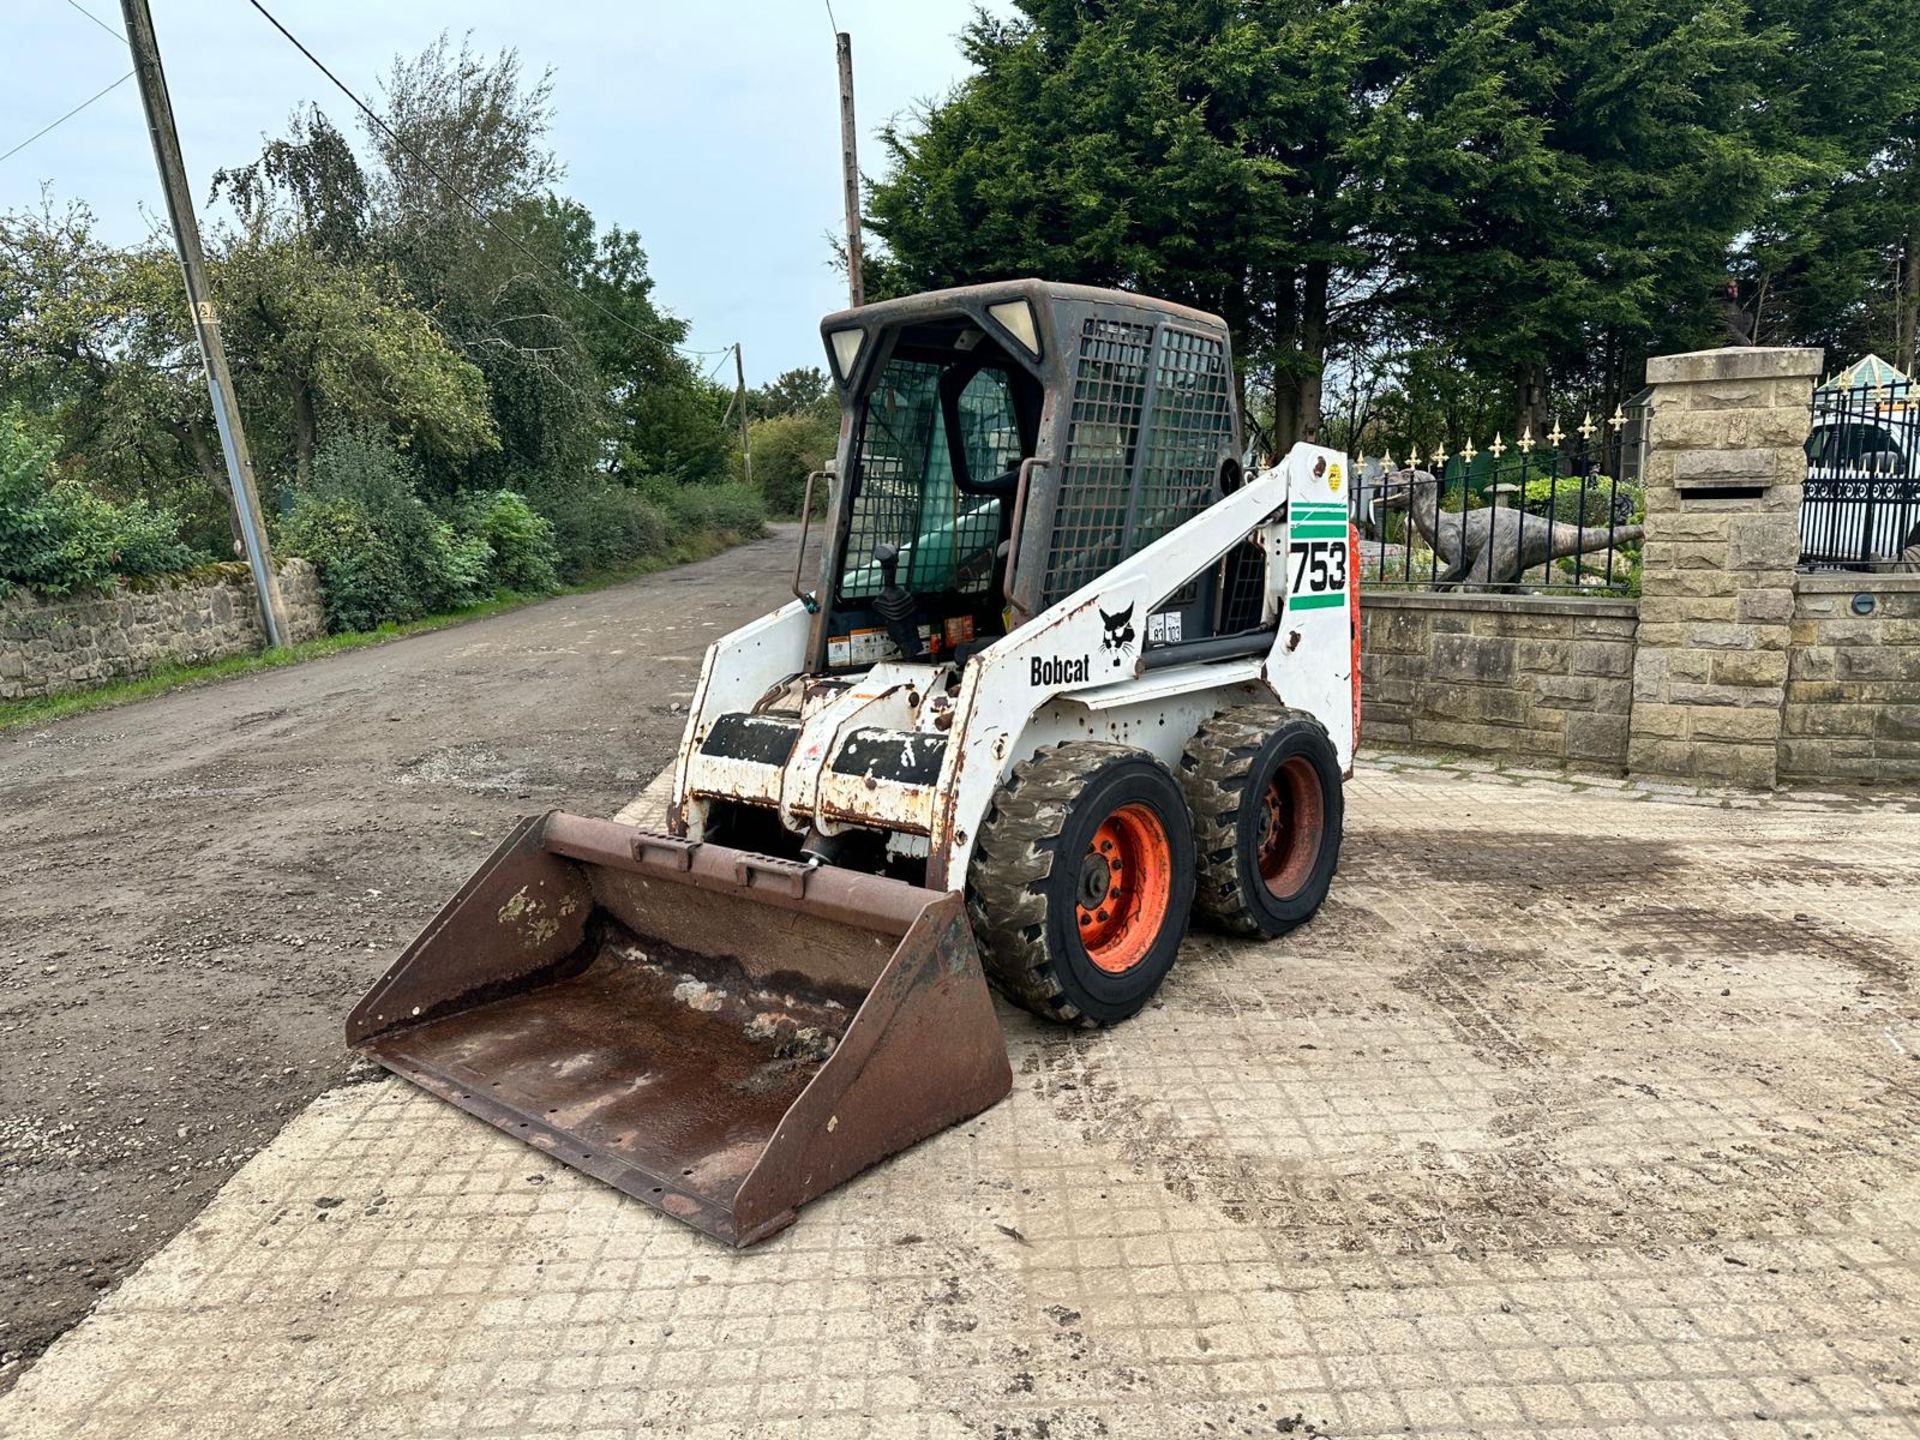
<box><xmin>1099</xmin><ymin>601</ymin><xmax>1136</xmax><ymax>659</ymax></box>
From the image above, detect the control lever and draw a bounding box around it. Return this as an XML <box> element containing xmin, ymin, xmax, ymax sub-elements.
<box><xmin>871</xmin><ymin>543</ymin><xmax>925</xmax><ymax>659</ymax></box>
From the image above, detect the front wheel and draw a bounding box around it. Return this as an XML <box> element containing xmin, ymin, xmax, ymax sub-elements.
<box><xmin>1180</xmin><ymin>707</ymin><xmax>1344</xmax><ymax>938</ymax></box>
<box><xmin>967</xmin><ymin>743</ymin><xmax>1196</xmax><ymax>1027</ymax></box>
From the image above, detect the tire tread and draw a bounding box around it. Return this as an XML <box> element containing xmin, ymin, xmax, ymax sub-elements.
<box><xmin>1178</xmin><ymin>705</ymin><xmax>1330</xmax><ymax>937</ymax></box>
<box><xmin>967</xmin><ymin>741</ymin><xmax>1152</xmax><ymax>1028</ymax></box>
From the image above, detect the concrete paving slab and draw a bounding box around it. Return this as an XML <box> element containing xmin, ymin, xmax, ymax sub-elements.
<box><xmin>5</xmin><ymin>765</ymin><xmax>1919</xmax><ymax>1438</ymax></box>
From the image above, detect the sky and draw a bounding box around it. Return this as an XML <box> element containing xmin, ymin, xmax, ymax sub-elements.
<box><xmin>1</xmin><ymin>0</ymin><xmax>1006</xmax><ymax>383</ymax></box>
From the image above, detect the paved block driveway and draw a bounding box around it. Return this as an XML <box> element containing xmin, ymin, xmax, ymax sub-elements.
<box><xmin>5</xmin><ymin>761</ymin><xmax>1917</xmax><ymax>1439</ymax></box>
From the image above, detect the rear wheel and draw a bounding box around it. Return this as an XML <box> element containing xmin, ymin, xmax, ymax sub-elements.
<box><xmin>1180</xmin><ymin>707</ymin><xmax>1344</xmax><ymax>938</ymax></box>
<box><xmin>967</xmin><ymin>743</ymin><xmax>1196</xmax><ymax>1027</ymax></box>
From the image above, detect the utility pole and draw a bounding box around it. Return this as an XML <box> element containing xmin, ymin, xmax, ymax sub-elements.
<box><xmin>835</xmin><ymin>31</ymin><xmax>865</xmax><ymax>308</ymax></box>
<box><xmin>733</xmin><ymin>343</ymin><xmax>754</xmax><ymax>490</ymax></box>
<box><xmin>122</xmin><ymin>0</ymin><xmax>290</xmax><ymax>647</ymax></box>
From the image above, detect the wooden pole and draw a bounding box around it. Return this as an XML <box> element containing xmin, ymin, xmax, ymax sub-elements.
<box><xmin>734</xmin><ymin>343</ymin><xmax>753</xmax><ymax>490</ymax></box>
<box><xmin>836</xmin><ymin>31</ymin><xmax>865</xmax><ymax>309</ymax></box>
<box><xmin>122</xmin><ymin>0</ymin><xmax>290</xmax><ymax>647</ymax></box>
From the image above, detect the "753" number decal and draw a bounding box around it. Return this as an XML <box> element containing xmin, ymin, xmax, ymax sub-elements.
<box><xmin>1288</xmin><ymin>539</ymin><xmax>1347</xmax><ymax>595</ymax></box>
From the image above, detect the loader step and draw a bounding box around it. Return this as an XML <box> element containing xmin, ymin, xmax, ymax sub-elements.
<box><xmin>697</xmin><ymin>711</ymin><xmax>803</xmax><ymax>766</ymax></box>
<box><xmin>829</xmin><ymin>727</ymin><xmax>949</xmax><ymax>787</ymax></box>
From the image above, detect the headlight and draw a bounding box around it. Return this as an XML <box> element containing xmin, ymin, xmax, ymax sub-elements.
<box><xmin>829</xmin><ymin>327</ymin><xmax>865</xmax><ymax>381</ymax></box>
<box><xmin>987</xmin><ymin>300</ymin><xmax>1040</xmax><ymax>357</ymax></box>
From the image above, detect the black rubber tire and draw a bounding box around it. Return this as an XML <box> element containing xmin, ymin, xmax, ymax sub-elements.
<box><xmin>1179</xmin><ymin>706</ymin><xmax>1344</xmax><ymax>939</ymax></box>
<box><xmin>966</xmin><ymin>743</ymin><xmax>1196</xmax><ymax>1027</ymax></box>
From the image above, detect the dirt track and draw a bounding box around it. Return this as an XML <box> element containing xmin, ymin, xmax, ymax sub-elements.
<box><xmin>0</xmin><ymin>527</ymin><xmax>803</xmax><ymax>1387</ymax></box>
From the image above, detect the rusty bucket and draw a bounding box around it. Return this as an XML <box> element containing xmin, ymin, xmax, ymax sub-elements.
<box><xmin>347</xmin><ymin>813</ymin><xmax>1012</xmax><ymax>1245</ymax></box>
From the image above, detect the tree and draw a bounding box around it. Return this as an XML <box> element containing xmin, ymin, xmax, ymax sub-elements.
<box><xmin>2</xmin><ymin>37</ymin><xmax>758</xmax><ymax>610</ymax></box>
<box><xmin>368</xmin><ymin>34</ymin><xmax>562</xmax><ymax>224</ymax></box>
<box><xmin>741</xmin><ymin>412</ymin><xmax>837</xmax><ymax>515</ymax></box>
<box><xmin>1742</xmin><ymin>0</ymin><xmax>1920</xmax><ymax>371</ymax></box>
<box><xmin>1386</xmin><ymin>0</ymin><xmax>1797</xmax><ymax>433</ymax></box>
<box><xmin>212</xmin><ymin>107</ymin><xmax>370</xmax><ymax>262</ymax></box>
<box><xmin>752</xmin><ymin>366</ymin><xmax>835</xmax><ymax>423</ymax></box>
<box><xmin>212</xmin><ymin>235</ymin><xmax>498</xmax><ymax>491</ymax></box>
<box><xmin>548</xmin><ymin>199</ymin><xmax>734</xmax><ymax>483</ymax></box>
<box><xmin>865</xmin><ymin>0</ymin><xmax>1521</xmax><ymax>447</ymax></box>
<box><xmin>354</xmin><ymin>42</ymin><xmax>730</xmax><ymax>490</ymax></box>
<box><xmin>0</xmin><ymin>202</ymin><xmax>239</xmax><ymax>551</ymax></box>
<box><xmin>214</xmin><ymin>127</ymin><xmax>496</xmax><ymax>488</ymax></box>
<box><xmin>868</xmin><ymin>0</ymin><xmax>1870</xmax><ymax>444</ymax></box>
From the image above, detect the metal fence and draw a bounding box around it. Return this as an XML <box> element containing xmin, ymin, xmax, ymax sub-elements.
<box><xmin>1351</xmin><ymin>401</ymin><xmax>1649</xmax><ymax>594</ymax></box>
<box><xmin>1799</xmin><ymin>377</ymin><xmax>1920</xmax><ymax>571</ymax></box>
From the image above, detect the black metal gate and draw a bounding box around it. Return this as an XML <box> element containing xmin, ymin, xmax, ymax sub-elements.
<box><xmin>1354</xmin><ymin>400</ymin><xmax>1649</xmax><ymax>593</ymax></box>
<box><xmin>1800</xmin><ymin>374</ymin><xmax>1920</xmax><ymax>570</ymax></box>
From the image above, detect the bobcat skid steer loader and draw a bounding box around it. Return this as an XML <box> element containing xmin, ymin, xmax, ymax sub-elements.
<box><xmin>349</xmin><ymin>281</ymin><xmax>1360</xmax><ymax>1246</ymax></box>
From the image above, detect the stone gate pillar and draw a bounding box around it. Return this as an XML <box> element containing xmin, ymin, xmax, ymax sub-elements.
<box><xmin>1627</xmin><ymin>346</ymin><xmax>1822</xmax><ymax>787</ymax></box>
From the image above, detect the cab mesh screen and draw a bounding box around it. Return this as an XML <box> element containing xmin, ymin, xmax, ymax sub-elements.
<box><xmin>1042</xmin><ymin>320</ymin><xmax>1231</xmax><ymax>605</ymax></box>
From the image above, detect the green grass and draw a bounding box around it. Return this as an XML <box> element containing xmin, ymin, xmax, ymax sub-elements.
<box><xmin>0</xmin><ymin>528</ymin><xmax>754</xmax><ymax>735</ymax></box>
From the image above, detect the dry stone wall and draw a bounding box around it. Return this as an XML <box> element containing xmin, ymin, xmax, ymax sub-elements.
<box><xmin>0</xmin><ymin>560</ymin><xmax>326</xmax><ymax>702</ymax></box>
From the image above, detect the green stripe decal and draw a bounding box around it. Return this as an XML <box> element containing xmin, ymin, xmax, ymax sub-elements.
<box><xmin>1289</xmin><ymin>592</ymin><xmax>1348</xmax><ymax>610</ymax></box>
<box><xmin>1290</xmin><ymin>524</ymin><xmax>1350</xmax><ymax>539</ymax></box>
<box><xmin>1292</xmin><ymin>505</ymin><xmax>1348</xmax><ymax>517</ymax></box>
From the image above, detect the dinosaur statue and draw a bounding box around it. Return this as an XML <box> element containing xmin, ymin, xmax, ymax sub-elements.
<box><xmin>1378</xmin><ymin>468</ymin><xmax>1643</xmax><ymax>588</ymax></box>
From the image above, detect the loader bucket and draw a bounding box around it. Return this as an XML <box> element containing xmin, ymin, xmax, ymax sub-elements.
<box><xmin>347</xmin><ymin>813</ymin><xmax>1012</xmax><ymax>1246</ymax></box>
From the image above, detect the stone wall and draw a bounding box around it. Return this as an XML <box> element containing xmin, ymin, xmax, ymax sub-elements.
<box><xmin>1361</xmin><ymin>592</ymin><xmax>1639</xmax><ymax>767</ymax></box>
<box><xmin>1781</xmin><ymin>574</ymin><xmax>1920</xmax><ymax>783</ymax></box>
<box><xmin>1626</xmin><ymin>346</ymin><xmax>1823</xmax><ymax>788</ymax></box>
<box><xmin>0</xmin><ymin>560</ymin><xmax>326</xmax><ymax>702</ymax></box>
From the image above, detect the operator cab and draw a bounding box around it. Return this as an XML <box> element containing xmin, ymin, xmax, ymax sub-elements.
<box><xmin>803</xmin><ymin>280</ymin><xmax>1245</xmax><ymax>678</ymax></box>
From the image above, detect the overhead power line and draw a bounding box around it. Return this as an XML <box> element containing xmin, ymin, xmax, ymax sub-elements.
<box><xmin>241</xmin><ymin>0</ymin><xmax>734</xmax><ymax>365</ymax></box>
<box><xmin>62</xmin><ymin>0</ymin><xmax>126</xmax><ymax>43</ymax></box>
<box><xmin>0</xmin><ymin>69</ymin><xmax>135</xmax><ymax>167</ymax></box>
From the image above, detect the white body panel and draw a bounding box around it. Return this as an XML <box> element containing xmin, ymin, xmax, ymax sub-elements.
<box><xmin>672</xmin><ymin>444</ymin><xmax>1356</xmax><ymax>891</ymax></box>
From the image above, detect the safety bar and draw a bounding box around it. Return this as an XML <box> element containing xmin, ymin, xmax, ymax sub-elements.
<box><xmin>1003</xmin><ymin>457</ymin><xmax>1044</xmax><ymax>629</ymax></box>
<box><xmin>792</xmin><ymin>469</ymin><xmax>828</xmax><ymax>612</ymax></box>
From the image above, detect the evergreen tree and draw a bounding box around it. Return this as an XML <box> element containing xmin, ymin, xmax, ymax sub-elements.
<box><xmin>1743</xmin><ymin>0</ymin><xmax>1920</xmax><ymax>371</ymax></box>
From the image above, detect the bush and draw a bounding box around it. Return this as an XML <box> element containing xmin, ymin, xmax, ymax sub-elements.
<box><xmin>741</xmin><ymin>413</ymin><xmax>837</xmax><ymax>516</ymax></box>
<box><xmin>278</xmin><ymin>495</ymin><xmax>416</xmax><ymax>632</ymax></box>
<box><xmin>281</xmin><ymin>429</ymin><xmax>486</xmax><ymax>631</ymax></box>
<box><xmin>0</xmin><ymin>405</ymin><xmax>199</xmax><ymax>596</ymax></box>
<box><xmin>652</xmin><ymin>481</ymin><xmax>768</xmax><ymax>539</ymax></box>
<box><xmin>524</xmin><ymin>474</ymin><xmax>671</xmax><ymax>581</ymax></box>
<box><xmin>1520</xmin><ymin>472</ymin><xmax>1642</xmax><ymax>529</ymax></box>
<box><xmin>464</xmin><ymin>489</ymin><xmax>560</xmax><ymax>593</ymax></box>
<box><xmin>524</xmin><ymin>475</ymin><xmax>766</xmax><ymax>582</ymax></box>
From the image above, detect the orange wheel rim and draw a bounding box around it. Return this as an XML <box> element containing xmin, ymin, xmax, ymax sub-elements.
<box><xmin>1074</xmin><ymin>803</ymin><xmax>1173</xmax><ymax>974</ymax></box>
<box><xmin>1257</xmin><ymin>757</ymin><xmax>1324</xmax><ymax>899</ymax></box>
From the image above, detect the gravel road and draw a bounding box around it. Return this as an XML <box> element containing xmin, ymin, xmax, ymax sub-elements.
<box><xmin>0</xmin><ymin>526</ymin><xmax>804</xmax><ymax>1389</ymax></box>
